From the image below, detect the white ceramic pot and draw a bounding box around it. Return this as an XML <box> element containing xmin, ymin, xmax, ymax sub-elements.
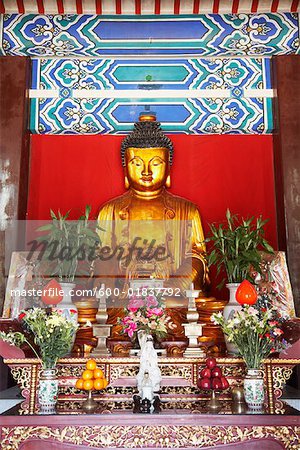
<box><xmin>223</xmin><ymin>283</ymin><xmax>242</xmax><ymax>355</ymax></box>
<box><xmin>244</xmin><ymin>368</ymin><xmax>265</xmax><ymax>409</ymax></box>
<box><xmin>38</xmin><ymin>368</ymin><xmax>58</xmax><ymax>414</ymax></box>
<box><xmin>59</xmin><ymin>282</ymin><xmax>78</xmax><ymax>325</ymax></box>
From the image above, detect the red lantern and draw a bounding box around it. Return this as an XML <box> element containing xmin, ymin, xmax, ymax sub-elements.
<box><xmin>235</xmin><ymin>280</ymin><xmax>258</xmax><ymax>305</ymax></box>
<box><xmin>41</xmin><ymin>279</ymin><xmax>63</xmax><ymax>305</ymax></box>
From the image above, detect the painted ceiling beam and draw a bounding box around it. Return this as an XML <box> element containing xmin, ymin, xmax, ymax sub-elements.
<box><xmin>0</xmin><ymin>0</ymin><xmax>299</xmax><ymax>15</ymax></box>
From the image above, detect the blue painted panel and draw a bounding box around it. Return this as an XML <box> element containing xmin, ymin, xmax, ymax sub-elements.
<box><xmin>1</xmin><ymin>13</ymin><xmax>298</xmax><ymax>56</ymax></box>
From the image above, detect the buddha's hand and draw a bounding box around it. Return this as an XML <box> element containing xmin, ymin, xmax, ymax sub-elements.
<box><xmin>164</xmin><ymin>257</ymin><xmax>206</xmax><ymax>293</ymax></box>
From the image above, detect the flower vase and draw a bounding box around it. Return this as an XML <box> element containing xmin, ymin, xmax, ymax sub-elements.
<box><xmin>38</xmin><ymin>368</ymin><xmax>58</xmax><ymax>414</ymax></box>
<box><xmin>244</xmin><ymin>368</ymin><xmax>265</xmax><ymax>409</ymax></box>
<box><xmin>223</xmin><ymin>283</ymin><xmax>242</xmax><ymax>354</ymax></box>
<box><xmin>59</xmin><ymin>282</ymin><xmax>78</xmax><ymax>325</ymax></box>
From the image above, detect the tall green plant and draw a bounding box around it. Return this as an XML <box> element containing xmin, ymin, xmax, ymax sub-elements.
<box><xmin>207</xmin><ymin>209</ymin><xmax>273</xmax><ymax>289</ymax></box>
<box><xmin>36</xmin><ymin>205</ymin><xmax>101</xmax><ymax>283</ymax></box>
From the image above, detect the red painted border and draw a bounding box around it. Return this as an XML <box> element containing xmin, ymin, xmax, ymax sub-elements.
<box><xmin>174</xmin><ymin>0</ymin><xmax>180</xmax><ymax>14</ymax></box>
<box><xmin>193</xmin><ymin>0</ymin><xmax>200</xmax><ymax>14</ymax></box>
<box><xmin>251</xmin><ymin>0</ymin><xmax>259</xmax><ymax>12</ymax></box>
<box><xmin>76</xmin><ymin>0</ymin><xmax>83</xmax><ymax>14</ymax></box>
<box><xmin>95</xmin><ymin>0</ymin><xmax>102</xmax><ymax>14</ymax></box>
<box><xmin>16</xmin><ymin>0</ymin><xmax>25</xmax><ymax>13</ymax></box>
<box><xmin>56</xmin><ymin>0</ymin><xmax>64</xmax><ymax>13</ymax></box>
<box><xmin>135</xmin><ymin>0</ymin><xmax>141</xmax><ymax>14</ymax></box>
<box><xmin>232</xmin><ymin>0</ymin><xmax>239</xmax><ymax>13</ymax></box>
<box><xmin>291</xmin><ymin>0</ymin><xmax>299</xmax><ymax>11</ymax></box>
<box><xmin>155</xmin><ymin>0</ymin><xmax>161</xmax><ymax>14</ymax></box>
<box><xmin>213</xmin><ymin>0</ymin><xmax>220</xmax><ymax>13</ymax></box>
<box><xmin>36</xmin><ymin>0</ymin><xmax>44</xmax><ymax>14</ymax></box>
<box><xmin>271</xmin><ymin>0</ymin><xmax>279</xmax><ymax>11</ymax></box>
<box><xmin>116</xmin><ymin>0</ymin><xmax>122</xmax><ymax>14</ymax></box>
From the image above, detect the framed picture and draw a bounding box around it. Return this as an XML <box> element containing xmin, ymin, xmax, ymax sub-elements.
<box><xmin>251</xmin><ymin>251</ymin><xmax>295</xmax><ymax>318</ymax></box>
<box><xmin>3</xmin><ymin>251</ymin><xmax>44</xmax><ymax>318</ymax></box>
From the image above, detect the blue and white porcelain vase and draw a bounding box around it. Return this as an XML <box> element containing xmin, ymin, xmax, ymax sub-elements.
<box><xmin>38</xmin><ymin>368</ymin><xmax>58</xmax><ymax>414</ymax></box>
<box><xmin>243</xmin><ymin>368</ymin><xmax>265</xmax><ymax>409</ymax></box>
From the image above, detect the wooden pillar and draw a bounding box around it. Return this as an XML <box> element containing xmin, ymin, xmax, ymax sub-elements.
<box><xmin>273</xmin><ymin>55</ymin><xmax>300</xmax><ymax>316</ymax></box>
<box><xmin>0</xmin><ymin>56</ymin><xmax>30</xmax><ymax>391</ymax></box>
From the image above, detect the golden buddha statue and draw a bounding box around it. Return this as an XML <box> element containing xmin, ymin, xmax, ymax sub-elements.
<box><xmin>95</xmin><ymin>113</ymin><xmax>225</xmax><ymax>355</ymax></box>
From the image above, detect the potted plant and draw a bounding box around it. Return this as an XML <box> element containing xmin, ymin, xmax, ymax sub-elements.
<box><xmin>211</xmin><ymin>304</ymin><xmax>286</xmax><ymax>409</ymax></box>
<box><xmin>36</xmin><ymin>205</ymin><xmax>100</xmax><ymax>309</ymax></box>
<box><xmin>207</xmin><ymin>209</ymin><xmax>274</xmax><ymax>353</ymax></box>
<box><xmin>0</xmin><ymin>308</ymin><xmax>78</xmax><ymax>414</ymax></box>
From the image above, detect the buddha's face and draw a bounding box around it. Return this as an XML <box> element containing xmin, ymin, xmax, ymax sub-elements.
<box><xmin>125</xmin><ymin>147</ymin><xmax>170</xmax><ymax>192</ymax></box>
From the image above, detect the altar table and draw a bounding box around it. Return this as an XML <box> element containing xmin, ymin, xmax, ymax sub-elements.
<box><xmin>2</xmin><ymin>356</ymin><xmax>299</xmax><ymax>415</ymax></box>
<box><xmin>0</xmin><ymin>356</ymin><xmax>300</xmax><ymax>449</ymax></box>
<box><xmin>1</xmin><ymin>402</ymin><xmax>300</xmax><ymax>450</ymax></box>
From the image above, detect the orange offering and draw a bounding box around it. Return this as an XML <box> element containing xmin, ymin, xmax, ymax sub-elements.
<box><xmin>83</xmin><ymin>379</ymin><xmax>94</xmax><ymax>391</ymax></box>
<box><xmin>93</xmin><ymin>378</ymin><xmax>105</xmax><ymax>390</ymax></box>
<box><xmin>102</xmin><ymin>379</ymin><xmax>108</xmax><ymax>388</ymax></box>
<box><xmin>86</xmin><ymin>359</ymin><xmax>97</xmax><ymax>371</ymax></box>
<box><xmin>94</xmin><ymin>368</ymin><xmax>104</xmax><ymax>379</ymax></box>
<box><xmin>75</xmin><ymin>378</ymin><xmax>84</xmax><ymax>390</ymax></box>
<box><xmin>82</xmin><ymin>369</ymin><xmax>94</xmax><ymax>380</ymax></box>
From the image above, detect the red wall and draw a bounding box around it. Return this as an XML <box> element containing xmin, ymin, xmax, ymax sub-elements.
<box><xmin>27</xmin><ymin>134</ymin><xmax>277</xmax><ymax>296</ymax></box>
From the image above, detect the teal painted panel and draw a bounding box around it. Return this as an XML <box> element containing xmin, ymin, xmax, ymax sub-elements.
<box><xmin>30</xmin><ymin>57</ymin><xmax>274</xmax><ymax>134</ymax></box>
<box><xmin>113</xmin><ymin>65</ymin><xmax>190</xmax><ymax>83</ymax></box>
<box><xmin>30</xmin><ymin>97</ymin><xmax>272</xmax><ymax>135</ymax></box>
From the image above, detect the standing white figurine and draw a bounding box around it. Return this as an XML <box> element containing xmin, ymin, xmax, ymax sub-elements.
<box><xmin>136</xmin><ymin>335</ymin><xmax>161</xmax><ymax>396</ymax></box>
<box><xmin>141</xmin><ymin>371</ymin><xmax>153</xmax><ymax>401</ymax></box>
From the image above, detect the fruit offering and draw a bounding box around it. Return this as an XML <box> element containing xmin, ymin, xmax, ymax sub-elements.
<box><xmin>75</xmin><ymin>359</ymin><xmax>109</xmax><ymax>392</ymax></box>
<box><xmin>197</xmin><ymin>357</ymin><xmax>229</xmax><ymax>391</ymax></box>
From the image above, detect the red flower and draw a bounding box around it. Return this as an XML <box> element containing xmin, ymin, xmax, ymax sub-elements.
<box><xmin>18</xmin><ymin>313</ymin><xmax>26</xmax><ymax>321</ymax></box>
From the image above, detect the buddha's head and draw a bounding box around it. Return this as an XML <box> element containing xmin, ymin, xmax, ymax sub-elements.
<box><xmin>121</xmin><ymin>114</ymin><xmax>174</xmax><ymax>193</ymax></box>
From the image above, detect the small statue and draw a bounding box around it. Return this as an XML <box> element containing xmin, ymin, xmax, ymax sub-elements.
<box><xmin>141</xmin><ymin>371</ymin><xmax>153</xmax><ymax>401</ymax></box>
<box><xmin>136</xmin><ymin>335</ymin><xmax>161</xmax><ymax>395</ymax></box>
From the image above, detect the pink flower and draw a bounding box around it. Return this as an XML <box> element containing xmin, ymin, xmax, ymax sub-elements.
<box><xmin>128</xmin><ymin>298</ymin><xmax>144</xmax><ymax>311</ymax></box>
<box><xmin>125</xmin><ymin>322</ymin><xmax>137</xmax><ymax>338</ymax></box>
<box><xmin>122</xmin><ymin>316</ymin><xmax>132</xmax><ymax>324</ymax></box>
<box><xmin>146</xmin><ymin>295</ymin><xmax>158</xmax><ymax>307</ymax></box>
<box><xmin>147</xmin><ymin>307</ymin><xmax>163</xmax><ymax>317</ymax></box>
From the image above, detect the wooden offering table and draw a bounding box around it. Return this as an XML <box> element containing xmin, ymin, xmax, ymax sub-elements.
<box><xmin>1</xmin><ymin>403</ymin><xmax>300</xmax><ymax>450</ymax></box>
<box><xmin>1</xmin><ymin>356</ymin><xmax>300</xmax><ymax>449</ymax></box>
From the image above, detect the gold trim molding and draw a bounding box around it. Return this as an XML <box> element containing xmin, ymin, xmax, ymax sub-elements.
<box><xmin>2</xmin><ymin>425</ymin><xmax>300</xmax><ymax>449</ymax></box>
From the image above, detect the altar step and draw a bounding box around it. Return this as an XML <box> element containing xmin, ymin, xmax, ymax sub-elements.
<box><xmin>282</xmin><ymin>385</ymin><xmax>300</xmax><ymax>411</ymax></box>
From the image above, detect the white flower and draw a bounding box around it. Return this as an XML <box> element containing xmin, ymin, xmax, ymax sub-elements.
<box><xmin>247</xmin><ymin>307</ymin><xmax>259</xmax><ymax>316</ymax></box>
<box><xmin>211</xmin><ymin>312</ymin><xmax>222</xmax><ymax>324</ymax></box>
